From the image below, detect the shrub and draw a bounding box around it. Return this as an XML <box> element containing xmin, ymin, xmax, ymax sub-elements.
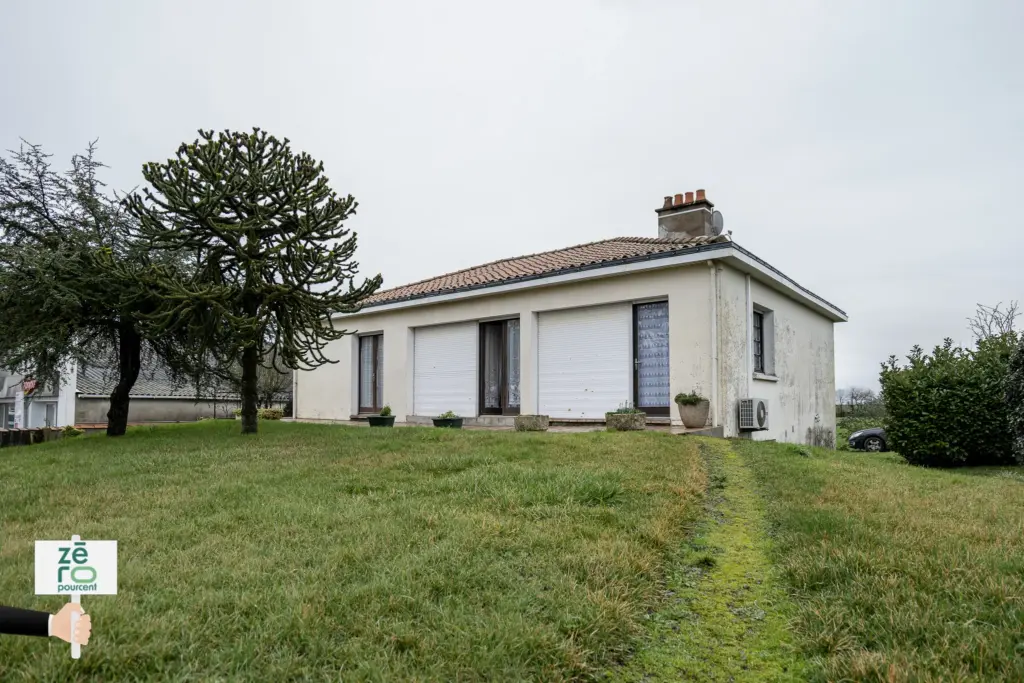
<box><xmin>232</xmin><ymin>408</ymin><xmax>242</xmax><ymax>417</ymax></box>
<box><xmin>880</xmin><ymin>334</ymin><xmax>1017</xmax><ymax>467</ymax></box>
<box><xmin>437</xmin><ymin>410</ymin><xmax>459</xmax><ymax>419</ymax></box>
<box><xmin>380</xmin><ymin>405</ymin><xmax>392</xmax><ymax>417</ymax></box>
<box><xmin>257</xmin><ymin>408</ymin><xmax>284</xmax><ymax>420</ymax></box>
<box><xmin>612</xmin><ymin>402</ymin><xmax>644</xmax><ymax>414</ymax></box>
<box><xmin>1007</xmin><ymin>336</ymin><xmax>1024</xmax><ymax>465</ymax></box>
<box><xmin>62</xmin><ymin>425</ymin><xmax>83</xmax><ymax>438</ymax></box>
<box><xmin>673</xmin><ymin>390</ymin><xmax>707</xmax><ymax>406</ymax></box>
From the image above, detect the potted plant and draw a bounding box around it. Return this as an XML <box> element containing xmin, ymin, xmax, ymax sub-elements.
<box><xmin>368</xmin><ymin>405</ymin><xmax>396</xmax><ymax>428</ymax></box>
<box><xmin>605</xmin><ymin>403</ymin><xmax>646</xmax><ymax>431</ymax></box>
<box><xmin>432</xmin><ymin>410</ymin><xmax>463</xmax><ymax>429</ymax></box>
<box><xmin>675</xmin><ymin>390</ymin><xmax>710</xmax><ymax>428</ymax></box>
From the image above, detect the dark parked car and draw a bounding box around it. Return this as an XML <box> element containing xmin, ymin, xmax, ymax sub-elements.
<box><xmin>848</xmin><ymin>427</ymin><xmax>888</xmax><ymax>452</ymax></box>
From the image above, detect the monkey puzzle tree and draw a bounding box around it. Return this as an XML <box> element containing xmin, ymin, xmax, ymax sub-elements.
<box><xmin>0</xmin><ymin>142</ymin><xmax>196</xmax><ymax>436</ymax></box>
<box><xmin>125</xmin><ymin>129</ymin><xmax>381</xmax><ymax>434</ymax></box>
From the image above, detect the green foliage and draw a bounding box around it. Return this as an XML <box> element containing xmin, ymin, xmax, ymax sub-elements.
<box><xmin>1007</xmin><ymin>335</ymin><xmax>1024</xmax><ymax>466</ymax></box>
<box><xmin>0</xmin><ymin>142</ymin><xmax>201</xmax><ymax>436</ymax></box>
<box><xmin>61</xmin><ymin>425</ymin><xmax>83</xmax><ymax>437</ymax></box>
<box><xmin>232</xmin><ymin>408</ymin><xmax>242</xmax><ymax>417</ymax></box>
<box><xmin>437</xmin><ymin>410</ymin><xmax>459</xmax><ymax>419</ymax></box>
<box><xmin>880</xmin><ymin>334</ymin><xmax>1018</xmax><ymax>467</ymax></box>
<box><xmin>257</xmin><ymin>408</ymin><xmax>283</xmax><ymax>420</ymax></box>
<box><xmin>124</xmin><ymin>128</ymin><xmax>381</xmax><ymax>434</ymax></box>
<box><xmin>379</xmin><ymin>405</ymin><xmax>392</xmax><ymax>417</ymax></box>
<box><xmin>612</xmin><ymin>402</ymin><xmax>644</xmax><ymax>414</ymax></box>
<box><xmin>673</xmin><ymin>390</ymin><xmax>707</xmax><ymax>406</ymax></box>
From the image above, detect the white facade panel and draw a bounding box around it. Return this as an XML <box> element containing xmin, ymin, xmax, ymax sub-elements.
<box><xmin>538</xmin><ymin>304</ymin><xmax>632</xmax><ymax>418</ymax></box>
<box><xmin>413</xmin><ymin>322</ymin><xmax>477</xmax><ymax>417</ymax></box>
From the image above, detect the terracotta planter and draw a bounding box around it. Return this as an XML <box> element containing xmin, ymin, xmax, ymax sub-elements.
<box><xmin>676</xmin><ymin>400</ymin><xmax>710</xmax><ymax>429</ymax></box>
<box><xmin>605</xmin><ymin>412</ymin><xmax>646</xmax><ymax>431</ymax></box>
<box><xmin>367</xmin><ymin>415</ymin><xmax>396</xmax><ymax>428</ymax></box>
<box><xmin>432</xmin><ymin>418</ymin><xmax>463</xmax><ymax>429</ymax></box>
<box><xmin>514</xmin><ymin>415</ymin><xmax>550</xmax><ymax>432</ymax></box>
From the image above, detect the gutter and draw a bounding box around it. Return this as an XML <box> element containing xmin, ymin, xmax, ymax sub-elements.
<box><xmin>708</xmin><ymin>261</ymin><xmax>719</xmax><ymax>428</ymax></box>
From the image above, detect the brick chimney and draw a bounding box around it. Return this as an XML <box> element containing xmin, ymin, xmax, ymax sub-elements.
<box><xmin>656</xmin><ymin>188</ymin><xmax>715</xmax><ymax>239</ymax></box>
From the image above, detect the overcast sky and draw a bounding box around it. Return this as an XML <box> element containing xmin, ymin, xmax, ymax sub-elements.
<box><xmin>2</xmin><ymin>0</ymin><xmax>1021</xmax><ymax>390</ymax></box>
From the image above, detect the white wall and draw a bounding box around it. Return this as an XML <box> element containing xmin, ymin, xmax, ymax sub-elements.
<box><xmin>717</xmin><ymin>264</ymin><xmax>837</xmax><ymax>443</ymax></box>
<box><xmin>296</xmin><ymin>264</ymin><xmax>715</xmax><ymax>424</ymax></box>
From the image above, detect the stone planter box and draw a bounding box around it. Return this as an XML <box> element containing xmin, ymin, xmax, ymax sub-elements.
<box><xmin>514</xmin><ymin>415</ymin><xmax>550</xmax><ymax>432</ymax></box>
<box><xmin>19</xmin><ymin>429</ymin><xmax>32</xmax><ymax>446</ymax></box>
<box><xmin>605</xmin><ymin>412</ymin><xmax>646</xmax><ymax>431</ymax></box>
<box><xmin>0</xmin><ymin>430</ymin><xmax>10</xmax><ymax>447</ymax></box>
<box><xmin>676</xmin><ymin>399</ymin><xmax>710</xmax><ymax>429</ymax></box>
<box><xmin>432</xmin><ymin>418</ymin><xmax>463</xmax><ymax>429</ymax></box>
<box><xmin>367</xmin><ymin>415</ymin><xmax>396</xmax><ymax>428</ymax></box>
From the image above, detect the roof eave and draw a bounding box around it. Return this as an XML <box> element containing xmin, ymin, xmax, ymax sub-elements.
<box><xmin>332</xmin><ymin>242</ymin><xmax>847</xmax><ymax>323</ymax></box>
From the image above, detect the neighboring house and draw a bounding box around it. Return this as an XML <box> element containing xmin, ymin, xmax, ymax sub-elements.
<box><xmin>1</xmin><ymin>363</ymin><xmax>291</xmax><ymax>429</ymax></box>
<box><xmin>295</xmin><ymin>190</ymin><xmax>847</xmax><ymax>444</ymax></box>
<box><xmin>0</xmin><ymin>373</ymin><xmax>70</xmax><ymax>429</ymax></box>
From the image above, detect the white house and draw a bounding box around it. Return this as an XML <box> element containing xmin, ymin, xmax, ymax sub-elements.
<box><xmin>295</xmin><ymin>190</ymin><xmax>847</xmax><ymax>443</ymax></box>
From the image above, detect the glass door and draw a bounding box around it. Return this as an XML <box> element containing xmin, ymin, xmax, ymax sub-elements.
<box><xmin>633</xmin><ymin>302</ymin><xmax>670</xmax><ymax>415</ymax></box>
<box><xmin>479</xmin><ymin>319</ymin><xmax>521</xmax><ymax>415</ymax></box>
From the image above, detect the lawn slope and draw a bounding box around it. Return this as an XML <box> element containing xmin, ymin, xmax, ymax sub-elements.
<box><xmin>0</xmin><ymin>421</ymin><xmax>705</xmax><ymax>682</ymax></box>
<box><xmin>739</xmin><ymin>441</ymin><xmax>1024</xmax><ymax>682</ymax></box>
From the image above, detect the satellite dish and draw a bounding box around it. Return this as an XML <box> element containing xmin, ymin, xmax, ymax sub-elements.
<box><xmin>711</xmin><ymin>210</ymin><xmax>725</xmax><ymax>236</ymax></box>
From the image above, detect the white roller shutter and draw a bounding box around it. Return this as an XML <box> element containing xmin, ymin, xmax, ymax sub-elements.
<box><xmin>538</xmin><ymin>304</ymin><xmax>632</xmax><ymax>419</ymax></box>
<box><xmin>413</xmin><ymin>322</ymin><xmax>477</xmax><ymax>417</ymax></box>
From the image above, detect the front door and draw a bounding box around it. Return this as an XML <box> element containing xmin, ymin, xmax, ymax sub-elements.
<box><xmin>633</xmin><ymin>301</ymin><xmax>670</xmax><ymax>416</ymax></box>
<box><xmin>479</xmin><ymin>319</ymin><xmax>521</xmax><ymax>415</ymax></box>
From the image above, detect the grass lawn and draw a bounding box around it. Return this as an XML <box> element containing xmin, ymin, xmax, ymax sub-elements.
<box><xmin>739</xmin><ymin>441</ymin><xmax>1024</xmax><ymax>682</ymax></box>
<box><xmin>0</xmin><ymin>421</ymin><xmax>705</xmax><ymax>682</ymax></box>
<box><xmin>4</xmin><ymin>423</ymin><xmax>1023</xmax><ymax>682</ymax></box>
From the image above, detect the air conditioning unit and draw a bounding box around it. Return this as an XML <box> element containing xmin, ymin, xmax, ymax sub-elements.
<box><xmin>738</xmin><ymin>398</ymin><xmax>769</xmax><ymax>431</ymax></box>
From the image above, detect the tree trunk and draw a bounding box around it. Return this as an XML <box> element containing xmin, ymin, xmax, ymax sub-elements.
<box><xmin>240</xmin><ymin>343</ymin><xmax>259</xmax><ymax>434</ymax></box>
<box><xmin>107</xmin><ymin>325</ymin><xmax>142</xmax><ymax>437</ymax></box>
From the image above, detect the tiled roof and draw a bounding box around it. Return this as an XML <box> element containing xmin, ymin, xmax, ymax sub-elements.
<box><xmin>362</xmin><ymin>234</ymin><xmax>730</xmax><ymax>307</ymax></box>
<box><xmin>76</xmin><ymin>364</ymin><xmax>291</xmax><ymax>401</ymax></box>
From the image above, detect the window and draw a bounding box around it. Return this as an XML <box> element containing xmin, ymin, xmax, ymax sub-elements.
<box><xmin>479</xmin><ymin>319</ymin><xmax>520</xmax><ymax>415</ymax></box>
<box><xmin>752</xmin><ymin>311</ymin><xmax>765</xmax><ymax>374</ymax></box>
<box><xmin>633</xmin><ymin>301</ymin><xmax>670</xmax><ymax>415</ymax></box>
<box><xmin>752</xmin><ymin>305</ymin><xmax>776</xmax><ymax>378</ymax></box>
<box><xmin>1</xmin><ymin>404</ymin><xmax>12</xmax><ymax>429</ymax></box>
<box><xmin>45</xmin><ymin>402</ymin><xmax>57</xmax><ymax>427</ymax></box>
<box><xmin>358</xmin><ymin>334</ymin><xmax>383</xmax><ymax>413</ymax></box>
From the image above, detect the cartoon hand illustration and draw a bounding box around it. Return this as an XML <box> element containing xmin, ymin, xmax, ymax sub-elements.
<box><xmin>51</xmin><ymin>603</ymin><xmax>91</xmax><ymax>646</ymax></box>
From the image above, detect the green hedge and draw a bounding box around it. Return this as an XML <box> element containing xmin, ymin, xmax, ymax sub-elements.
<box><xmin>880</xmin><ymin>334</ymin><xmax>1017</xmax><ymax>467</ymax></box>
<box><xmin>257</xmin><ymin>408</ymin><xmax>284</xmax><ymax>420</ymax></box>
<box><xmin>1007</xmin><ymin>336</ymin><xmax>1024</xmax><ymax>466</ymax></box>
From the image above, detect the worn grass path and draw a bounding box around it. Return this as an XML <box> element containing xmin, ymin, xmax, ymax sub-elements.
<box><xmin>611</xmin><ymin>438</ymin><xmax>804</xmax><ymax>682</ymax></box>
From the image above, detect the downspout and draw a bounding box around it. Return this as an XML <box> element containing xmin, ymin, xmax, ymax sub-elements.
<box><xmin>707</xmin><ymin>261</ymin><xmax>719</xmax><ymax>428</ymax></box>
<box><xmin>745</xmin><ymin>274</ymin><xmax>753</xmax><ymax>398</ymax></box>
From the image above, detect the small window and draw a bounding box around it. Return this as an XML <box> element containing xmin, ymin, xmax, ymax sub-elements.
<box><xmin>752</xmin><ymin>311</ymin><xmax>765</xmax><ymax>374</ymax></box>
<box><xmin>358</xmin><ymin>334</ymin><xmax>383</xmax><ymax>413</ymax></box>
<box><xmin>752</xmin><ymin>305</ymin><xmax>776</xmax><ymax>377</ymax></box>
